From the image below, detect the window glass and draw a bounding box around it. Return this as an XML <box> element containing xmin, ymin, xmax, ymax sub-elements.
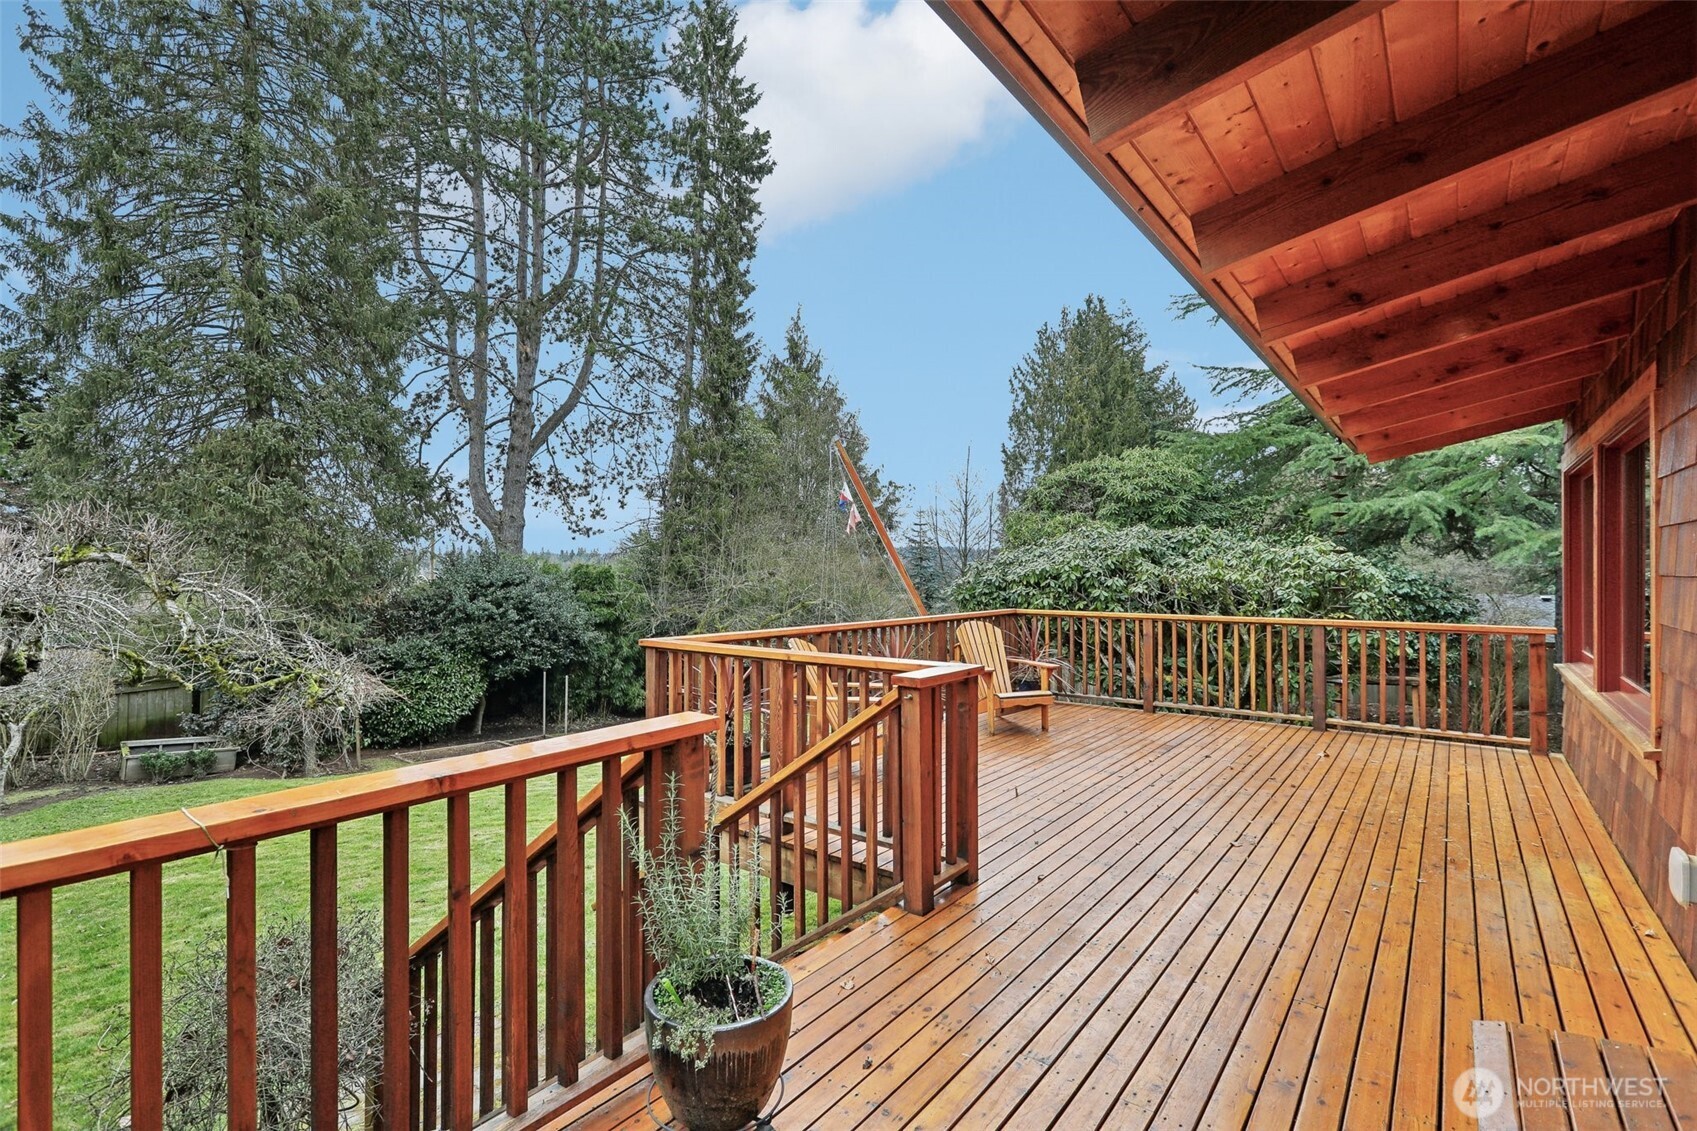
<box><xmin>1621</xmin><ymin>439</ymin><xmax>1651</xmax><ymax>694</ymax></box>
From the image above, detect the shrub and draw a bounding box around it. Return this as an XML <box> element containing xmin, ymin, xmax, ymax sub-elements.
<box><xmin>565</xmin><ymin>562</ymin><xmax>650</xmax><ymax>716</ymax></box>
<box><xmin>952</xmin><ymin>523</ymin><xmax>1472</xmax><ymax>623</ymax></box>
<box><xmin>95</xmin><ymin>911</ymin><xmax>384</xmax><ymax>1130</ymax></box>
<box><xmin>388</xmin><ymin>551</ymin><xmax>592</xmax><ymax>684</ymax></box>
<box><xmin>359</xmin><ymin>638</ymin><xmax>485</xmax><ymax>747</ymax></box>
<box><xmin>138</xmin><ymin>747</ymin><xmax>217</xmax><ymax>783</ymax></box>
<box><xmin>623</xmin><ymin>784</ymin><xmax>782</xmax><ymax>1067</ymax></box>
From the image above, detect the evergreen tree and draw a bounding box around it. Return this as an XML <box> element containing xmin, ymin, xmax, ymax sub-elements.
<box><xmin>654</xmin><ymin>0</ymin><xmax>773</xmax><ymax>607</ymax></box>
<box><xmin>1001</xmin><ymin>296</ymin><xmax>1196</xmax><ymax>501</ymax></box>
<box><xmin>0</xmin><ymin>0</ymin><xmax>437</xmax><ymax>623</ymax></box>
<box><xmin>379</xmin><ymin>0</ymin><xmax>679</xmax><ymax>551</ymax></box>
<box><xmin>1164</xmin><ymin>294</ymin><xmax>1561</xmax><ymax>587</ymax></box>
<box><xmin>1166</xmin><ymin>396</ymin><xmax>1562</xmax><ymax>589</ymax></box>
<box><xmin>636</xmin><ymin>312</ymin><xmax>907</xmax><ymax>632</ymax></box>
<box><xmin>753</xmin><ymin>311</ymin><xmax>901</xmax><ymax>540</ymax></box>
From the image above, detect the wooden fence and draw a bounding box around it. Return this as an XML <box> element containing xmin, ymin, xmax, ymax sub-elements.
<box><xmin>97</xmin><ymin>680</ymin><xmax>197</xmax><ymax>749</ymax></box>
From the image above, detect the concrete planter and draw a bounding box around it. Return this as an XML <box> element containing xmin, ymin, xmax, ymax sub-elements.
<box><xmin>120</xmin><ymin>741</ymin><xmax>239</xmax><ymax>783</ymax></box>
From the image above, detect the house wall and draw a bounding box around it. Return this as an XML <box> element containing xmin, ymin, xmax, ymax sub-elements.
<box><xmin>1564</xmin><ymin>207</ymin><xmax>1697</xmax><ymax>970</ymax></box>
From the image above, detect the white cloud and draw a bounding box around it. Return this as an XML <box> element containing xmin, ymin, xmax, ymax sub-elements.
<box><xmin>738</xmin><ymin>0</ymin><xmax>1018</xmax><ymax>234</ymax></box>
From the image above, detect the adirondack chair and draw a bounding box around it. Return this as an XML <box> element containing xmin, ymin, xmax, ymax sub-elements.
<box><xmin>955</xmin><ymin>620</ymin><xmax>1057</xmax><ymax>735</ymax></box>
<box><xmin>785</xmin><ymin>638</ymin><xmax>884</xmax><ymax>732</ymax></box>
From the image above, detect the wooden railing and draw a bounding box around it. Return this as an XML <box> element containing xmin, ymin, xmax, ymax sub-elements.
<box><xmin>1028</xmin><ymin>611</ymin><xmax>1553</xmax><ymax>752</ymax></box>
<box><xmin>660</xmin><ymin>608</ymin><xmax>1555</xmax><ymax>754</ymax></box>
<box><xmin>403</xmin><ymin>752</ymin><xmax>647</xmax><ymax>1128</ymax></box>
<box><xmin>1</xmin><ymin>714</ymin><xmax>718</xmax><ymax>1131</ymax></box>
<box><xmin>640</xmin><ymin>637</ymin><xmax>982</xmax><ymax>927</ymax></box>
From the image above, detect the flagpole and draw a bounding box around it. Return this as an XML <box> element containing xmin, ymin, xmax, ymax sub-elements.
<box><xmin>834</xmin><ymin>438</ymin><xmax>928</xmax><ymax>616</ymax></box>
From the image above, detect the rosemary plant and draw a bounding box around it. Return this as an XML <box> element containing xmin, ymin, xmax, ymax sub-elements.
<box><xmin>623</xmin><ymin>777</ymin><xmax>786</xmax><ymax>1067</ymax></box>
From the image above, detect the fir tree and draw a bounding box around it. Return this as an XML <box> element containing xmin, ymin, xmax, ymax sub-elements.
<box><xmin>1001</xmin><ymin>296</ymin><xmax>1196</xmax><ymax>501</ymax></box>
<box><xmin>753</xmin><ymin>311</ymin><xmax>901</xmax><ymax>541</ymax></box>
<box><xmin>0</xmin><ymin>0</ymin><xmax>437</xmax><ymax>624</ymax></box>
<box><xmin>654</xmin><ymin>0</ymin><xmax>773</xmax><ymax>608</ymax></box>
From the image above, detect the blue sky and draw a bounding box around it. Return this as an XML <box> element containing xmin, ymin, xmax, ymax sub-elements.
<box><xmin>0</xmin><ymin>0</ymin><xmax>1266</xmax><ymax>552</ymax></box>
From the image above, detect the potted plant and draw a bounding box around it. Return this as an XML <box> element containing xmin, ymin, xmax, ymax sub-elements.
<box><xmin>624</xmin><ymin>782</ymin><xmax>793</xmax><ymax>1131</ymax></box>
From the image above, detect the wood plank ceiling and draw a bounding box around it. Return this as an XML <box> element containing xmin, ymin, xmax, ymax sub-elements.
<box><xmin>934</xmin><ymin>0</ymin><xmax>1697</xmax><ymax>461</ymax></box>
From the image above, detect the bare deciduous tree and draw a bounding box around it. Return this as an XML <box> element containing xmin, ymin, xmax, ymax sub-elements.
<box><xmin>0</xmin><ymin>506</ymin><xmax>389</xmax><ymax>800</ymax></box>
<box><xmin>911</xmin><ymin>448</ymin><xmax>1000</xmax><ymax>600</ymax></box>
<box><xmin>383</xmin><ymin>0</ymin><xmax>678</xmax><ymax>551</ymax></box>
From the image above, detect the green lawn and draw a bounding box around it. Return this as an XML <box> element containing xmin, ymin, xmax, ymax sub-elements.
<box><xmin>0</xmin><ymin>766</ymin><xmax>571</xmax><ymax>1129</ymax></box>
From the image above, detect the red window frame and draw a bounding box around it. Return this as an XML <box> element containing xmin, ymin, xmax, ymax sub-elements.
<box><xmin>1603</xmin><ymin>426</ymin><xmax>1652</xmax><ymax>700</ymax></box>
<box><xmin>1564</xmin><ymin>415</ymin><xmax>1653</xmax><ymax>731</ymax></box>
<box><xmin>1563</xmin><ymin>460</ymin><xmax>1595</xmax><ymax>664</ymax></box>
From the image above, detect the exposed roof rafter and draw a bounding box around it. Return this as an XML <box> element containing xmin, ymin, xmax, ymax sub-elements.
<box><xmin>1191</xmin><ymin>2</ymin><xmax>1697</xmax><ymax>272</ymax></box>
<box><xmin>1255</xmin><ymin>138</ymin><xmax>1697</xmax><ymax>341</ymax></box>
<box><xmin>1333</xmin><ymin>345</ymin><xmax>1611</xmax><ymax>436</ymax></box>
<box><xmin>1310</xmin><ymin>301</ymin><xmax>1633</xmax><ymax>415</ymax></box>
<box><xmin>1076</xmin><ymin>1</ymin><xmax>1383</xmax><ymax>150</ymax></box>
<box><xmin>1364</xmin><ymin>404</ymin><xmax>1573</xmax><ymax>463</ymax></box>
<box><xmin>1290</xmin><ymin>232</ymin><xmax>1670</xmax><ymax>383</ymax></box>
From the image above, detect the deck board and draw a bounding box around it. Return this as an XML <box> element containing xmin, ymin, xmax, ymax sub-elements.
<box><xmin>552</xmin><ymin>706</ymin><xmax>1697</xmax><ymax>1130</ymax></box>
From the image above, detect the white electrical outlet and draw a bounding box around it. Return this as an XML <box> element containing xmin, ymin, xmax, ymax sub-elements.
<box><xmin>1670</xmin><ymin>847</ymin><xmax>1697</xmax><ymax>906</ymax></box>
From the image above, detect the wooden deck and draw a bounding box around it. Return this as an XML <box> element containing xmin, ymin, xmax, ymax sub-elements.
<box><xmin>555</xmin><ymin>705</ymin><xmax>1697</xmax><ymax>1130</ymax></box>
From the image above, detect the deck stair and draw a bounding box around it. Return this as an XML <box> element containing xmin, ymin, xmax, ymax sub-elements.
<box><xmin>1471</xmin><ymin>1021</ymin><xmax>1697</xmax><ymax>1129</ymax></box>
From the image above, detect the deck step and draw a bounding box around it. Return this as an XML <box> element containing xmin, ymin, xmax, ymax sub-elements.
<box><xmin>1472</xmin><ymin>1020</ymin><xmax>1697</xmax><ymax>1129</ymax></box>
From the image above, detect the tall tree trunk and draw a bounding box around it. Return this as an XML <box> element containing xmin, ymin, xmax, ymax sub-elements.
<box><xmin>236</xmin><ymin>0</ymin><xmax>273</xmax><ymax>429</ymax></box>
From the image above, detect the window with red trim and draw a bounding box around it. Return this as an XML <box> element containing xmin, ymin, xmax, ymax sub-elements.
<box><xmin>1563</xmin><ymin>416</ymin><xmax>1653</xmax><ymax>729</ymax></box>
<box><xmin>1564</xmin><ymin>461</ymin><xmax>1595</xmax><ymax>663</ymax></box>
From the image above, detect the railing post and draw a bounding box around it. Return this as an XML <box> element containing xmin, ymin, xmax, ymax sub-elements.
<box><xmin>595</xmin><ymin>756</ymin><xmax>623</xmax><ymax>1060</ymax></box>
<box><xmin>380</xmin><ymin>812</ymin><xmax>411</xmax><ymax>1130</ymax></box>
<box><xmin>1311</xmin><ymin>625</ymin><xmax>1328</xmax><ymax>732</ymax></box>
<box><xmin>1528</xmin><ymin>636</ymin><xmax>1550</xmax><ymax>755</ymax></box>
<box><xmin>501</xmin><ymin>787</ymin><xmax>529</xmax><ymax>1117</ymax></box>
<box><xmin>894</xmin><ymin>673</ymin><xmax>939</xmax><ymax>915</ymax></box>
<box><xmin>16</xmin><ymin>888</ymin><xmax>51</xmax><ymax>1131</ymax></box>
<box><xmin>645</xmin><ymin>646</ymin><xmax>666</xmax><ymax>717</ymax></box>
<box><xmin>1141</xmin><ymin>620</ymin><xmax>1155</xmax><ymax>713</ymax></box>
<box><xmin>946</xmin><ymin>674</ymin><xmax>979</xmax><ymax>886</ymax></box>
<box><xmin>444</xmin><ymin>798</ymin><xmax>474</xmax><ymax>1129</ymax></box>
<box><xmin>227</xmin><ymin>844</ymin><xmax>259</xmax><ymax>1131</ymax></box>
<box><xmin>310</xmin><ymin>826</ymin><xmax>340</xmax><ymax>1130</ymax></box>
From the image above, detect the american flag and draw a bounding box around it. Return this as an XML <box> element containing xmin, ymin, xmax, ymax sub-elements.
<box><xmin>838</xmin><ymin>484</ymin><xmax>863</xmax><ymax>535</ymax></box>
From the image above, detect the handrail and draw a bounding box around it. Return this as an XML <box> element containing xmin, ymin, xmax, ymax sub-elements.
<box><xmin>651</xmin><ymin>608</ymin><xmax>1556</xmax><ymax>642</ymax></box>
<box><xmin>638</xmin><ymin>635</ymin><xmax>938</xmax><ymax>672</ymax></box>
<box><xmin>1012</xmin><ymin>608</ymin><xmax>1555</xmax><ymax>636</ymax></box>
<box><xmin>718</xmin><ymin>690</ymin><xmax>899</xmax><ymax>827</ymax></box>
<box><xmin>654</xmin><ymin>608</ymin><xmax>1019</xmax><ymax>645</ymax></box>
<box><xmin>0</xmin><ymin>714</ymin><xmax>717</xmax><ymax>896</ymax></box>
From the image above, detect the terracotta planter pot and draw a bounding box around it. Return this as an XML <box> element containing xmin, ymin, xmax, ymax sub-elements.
<box><xmin>643</xmin><ymin>958</ymin><xmax>793</xmax><ymax>1131</ymax></box>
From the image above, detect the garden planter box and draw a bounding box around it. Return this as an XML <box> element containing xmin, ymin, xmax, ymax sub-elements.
<box><xmin>120</xmin><ymin>737</ymin><xmax>239</xmax><ymax>783</ymax></box>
